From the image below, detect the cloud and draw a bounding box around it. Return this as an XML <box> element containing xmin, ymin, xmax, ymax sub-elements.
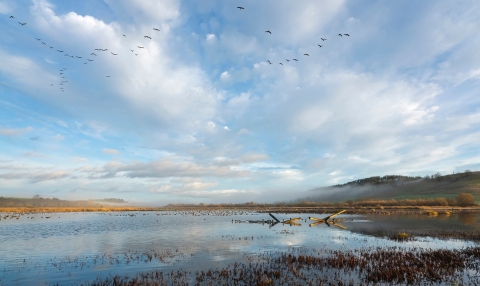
<box><xmin>0</xmin><ymin>171</ymin><xmax>70</xmax><ymax>183</ymax></box>
<box><xmin>22</xmin><ymin>152</ymin><xmax>48</xmax><ymax>158</ymax></box>
<box><xmin>175</xmin><ymin>189</ymin><xmax>257</xmax><ymax>198</ymax></box>
<box><xmin>1</xmin><ymin>0</ymin><xmax>480</xmax><ymax>203</ymax></box>
<box><xmin>240</xmin><ymin>153</ymin><xmax>270</xmax><ymax>163</ymax></box>
<box><xmin>102</xmin><ymin>148</ymin><xmax>120</xmax><ymax>155</ymax></box>
<box><xmin>52</xmin><ymin>134</ymin><xmax>64</xmax><ymax>141</ymax></box>
<box><xmin>0</xmin><ymin>1</ymin><xmax>12</xmax><ymax>14</ymax></box>
<box><xmin>0</xmin><ymin>126</ymin><xmax>33</xmax><ymax>136</ymax></box>
<box><xmin>123</xmin><ymin>159</ymin><xmax>250</xmax><ymax>179</ymax></box>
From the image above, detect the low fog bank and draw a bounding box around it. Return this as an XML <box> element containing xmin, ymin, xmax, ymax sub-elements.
<box><xmin>299</xmin><ymin>175</ymin><xmax>431</xmax><ymax>203</ymax></box>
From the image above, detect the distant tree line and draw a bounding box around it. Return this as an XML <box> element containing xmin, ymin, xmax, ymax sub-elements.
<box><xmin>333</xmin><ymin>175</ymin><xmax>422</xmax><ymax>188</ymax></box>
<box><xmin>0</xmin><ymin>195</ymin><xmax>100</xmax><ymax>208</ymax></box>
<box><xmin>166</xmin><ymin>193</ymin><xmax>477</xmax><ymax>208</ymax></box>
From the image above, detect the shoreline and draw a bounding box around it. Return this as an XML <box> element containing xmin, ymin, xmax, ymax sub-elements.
<box><xmin>1</xmin><ymin>205</ymin><xmax>479</xmax><ymax>214</ymax></box>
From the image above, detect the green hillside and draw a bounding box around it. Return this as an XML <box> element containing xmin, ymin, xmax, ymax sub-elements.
<box><xmin>308</xmin><ymin>171</ymin><xmax>480</xmax><ymax>203</ymax></box>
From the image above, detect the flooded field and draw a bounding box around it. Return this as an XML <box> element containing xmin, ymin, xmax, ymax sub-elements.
<box><xmin>1</xmin><ymin>211</ymin><xmax>480</xmax><ymax>285</ymax></box>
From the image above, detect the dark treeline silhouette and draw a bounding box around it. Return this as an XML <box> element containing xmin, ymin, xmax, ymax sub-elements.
<box><xmin>333</xmin><ymin>175</ymin><xmax>422</xmax><ymax>188</ymax></box>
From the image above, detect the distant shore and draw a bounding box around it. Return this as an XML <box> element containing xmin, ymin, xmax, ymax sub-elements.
<box><xmin>1</xmin><ymin>205</ymin><xmax>479</xmax><ymax>214</ymax></box>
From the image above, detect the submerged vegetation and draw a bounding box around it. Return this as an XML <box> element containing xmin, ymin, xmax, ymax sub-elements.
<box><xmin>85</xmin><ymin>247</ymin><xmax>480</xmax><ymax>285</ymax></box>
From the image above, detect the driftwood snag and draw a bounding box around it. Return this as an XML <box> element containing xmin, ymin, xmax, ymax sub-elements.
<box><xmin>309</xmin><ymin>210</ymin><xmax>347</xmax><ymax>229</ymax></box>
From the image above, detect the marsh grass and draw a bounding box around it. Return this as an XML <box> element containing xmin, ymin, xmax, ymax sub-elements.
<box><xmin>0</xmin><ymin>206</ymin><xmax>159</xmax><ymax>213</ymax></box>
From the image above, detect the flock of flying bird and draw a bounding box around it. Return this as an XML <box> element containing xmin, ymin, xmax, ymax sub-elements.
<box><xmin>8</xmin><ymin>6</ymin><xmax>350</xmax><ymax>92</ymax></box>
<box><xmin>8</xmin><ymin>14</ymin><xmax>160</xmax><ymax>93</ymax></box>
<box><xmin>236</xmin><ymin>6</ymin><xmax>350</xmax><ymax>66</ymax></box>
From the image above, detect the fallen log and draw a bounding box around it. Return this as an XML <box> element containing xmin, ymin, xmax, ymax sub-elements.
<box><xmin>309</xmin><ymin>210</ymin><xmax>346</xmax><ymax>222</ymax></box>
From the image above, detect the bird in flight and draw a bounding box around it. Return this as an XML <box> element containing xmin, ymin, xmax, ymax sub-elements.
<box><xmin>57</xmin><ymin>50</ymin><xmax>63</xmax><ymax>52</ymax></box>
<box><xmin>9</xmin><ymin>16</ymin><xmax>14</xmax><ymax>18</ymax></box>
<box><xmin>42</xmin><ymin>42</ymin><xmax>46</xmax><ymax>45</ymax></box>
<box><xmin>321</xmin><ymin>38</ymin><xmax>326</xmax><ymax>41</ymax></box>
<box><xmin>304</xmin><ymin>54</ymin><xmax>309</xmax><ymax>56</ymax></box>
<box><xmin>50</xmin><ymin>46</ymin><xmax>53</xmax><ymax>49</ymax></box>
<box><xmin>279</xmin><ymin>63</ymin><xmax>283</xmax><ymax>65</ymax></box>
<box><xmin>237</xmin><ymin>7</ymin><xmax>244</xmax><ymax>10</ymax></box>
<box><xmin>18</xmin><ymin>22</ymin><xmax>26</xmax><ymax>26</ymax></box>
<box><xmin>137</xmin><ymin>46</ymin><xmax>144</xmax><ymax>49</ymax></box>
<box><xmin>286</xmin><ymin>59</ymin><xmax>290</xmax><ymax>62</ymax></box>
<box><xmin>265</xmin><ymin>30</ymin><xmax>272</xmax><ymax>34</ymax></box>
<box><xmin>87</xmin><ymin>59</ymin><xmax>93</xmax><ymax>61</ymax></box>
<box><xmin>153</xmin><ymin>28</ymin><xmax>160</xmax><ymax>31</ymax></box>
<box><xmin>135</xmin><ymin>54</ymin><xmax>138</xmax><ymax>56</ymax></box>
<box><xmin>35</xmin><ymin>38</ymin><xmax>41</xmax><ymax>41</ymax></box>
<box><xmin>318</xmin><ymin>44</ymin><xmax>322</xmax><ymax>47</ymax></box>
<box><xmin>111</xmin><ymin>52</ymin><xmax>118</xmax><ymax>55</ymax></box>
<box><xmin>106</xmin><ymin>76</ymin><xmax>111</xmax><ymax>77</ymax></box>
<box><xmin>344</xmin><ymin>33</ymin><xmax>350</xmax><ymax>36</ymax></box>
<box><xmin>144</xmin><ymin>36</ymin><xmax>152</xmax><ymax>39</ymax></box>
<box><xmin>292</xmin><ymin>59</ymin><xmax>298</xmax><ymax>61</ymax></box>
<box><xmin>130</xmin><ymin>49</ymin><xmax>134</xmax><ymax>52</ymax></box>
<box><xmin>91</xmin><ymin>53</ymin><xmax>96</xmax><ymax>56</ymax></box>
<box><xmin>266</xmin><ymin>60</ymin><xmax>272</xmax><ymax>64</ymax></box>
<box><xmin>123</xmin><ymin>34</ymin><xmax>126</xmax><ymax>37</ymax></box>
<box><xmin>338</xmin><ymin>34</ymin><xmax>343</xmax><ymax>37</ymax></box>
<box><xmin>76</xmin><ymin>56</ymin><xmax>82</xmax><ymax>58</ymax></box>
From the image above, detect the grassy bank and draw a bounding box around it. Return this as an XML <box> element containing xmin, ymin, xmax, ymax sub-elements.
<box><xmin>0</xmin><ymin>206</ymin><xmax>160</xmax><ymax>213</ymax></box>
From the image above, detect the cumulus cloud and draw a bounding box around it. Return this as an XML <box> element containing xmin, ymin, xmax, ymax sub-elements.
<box><xmin>124</xmin><ymin>159</ymin><xmax>250</xmax><ymax>179</ymax></box>
<box><xmin>1</xmin><ymin>0</ymin><xmax>480</xmax><ymax>202</ymax></box>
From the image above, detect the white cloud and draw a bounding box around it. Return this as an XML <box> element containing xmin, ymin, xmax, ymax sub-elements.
<box><xmin>220</xmin><ymin>71</ymin><xmax>230</xmax><ymax>81</ymax></box>
<box><xmin>1</xmin><ymin>0</ymin><xmax>480</xmax><ymax>202</ymax></box>
<box><xmin>206</xmin><ymin>33</ymin><xmax>216</xmax><ymax>42</ymax></box>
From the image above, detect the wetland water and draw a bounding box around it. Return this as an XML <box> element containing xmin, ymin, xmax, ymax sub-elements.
<box><xmin>1</xmin><ymin>211</ymin><xmax>480</xmax><ymax>285</ymax></box>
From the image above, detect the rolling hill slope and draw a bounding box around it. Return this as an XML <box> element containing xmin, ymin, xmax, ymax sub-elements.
<box><xmin>307</xmin><ymin>171</ymin><xmax>480</xmax><ymax>202</ymax></box>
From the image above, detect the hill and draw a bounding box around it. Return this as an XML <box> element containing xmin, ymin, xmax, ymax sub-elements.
<box><xmin>306</xmin><ymin>170</ymin><xmax>480</xmax><ymax>203</ymax></box>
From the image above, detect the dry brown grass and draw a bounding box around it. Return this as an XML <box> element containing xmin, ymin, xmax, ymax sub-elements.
<box><xmin>0</xmin><ymin>206</ymin><xmax>160</xmax><ymax>213</ymax></box>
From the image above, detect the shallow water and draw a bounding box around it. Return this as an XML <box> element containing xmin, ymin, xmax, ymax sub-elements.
<box><xmin>1</xmin><ymin>211</ymin><xmax>479</xmax><ymax>285</ymax></box>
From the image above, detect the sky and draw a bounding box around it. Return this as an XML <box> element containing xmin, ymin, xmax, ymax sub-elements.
<box><xmin>1</xmin><ymin>0</ymin><xmax>480</xmax><ymax>205</ymax></box>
